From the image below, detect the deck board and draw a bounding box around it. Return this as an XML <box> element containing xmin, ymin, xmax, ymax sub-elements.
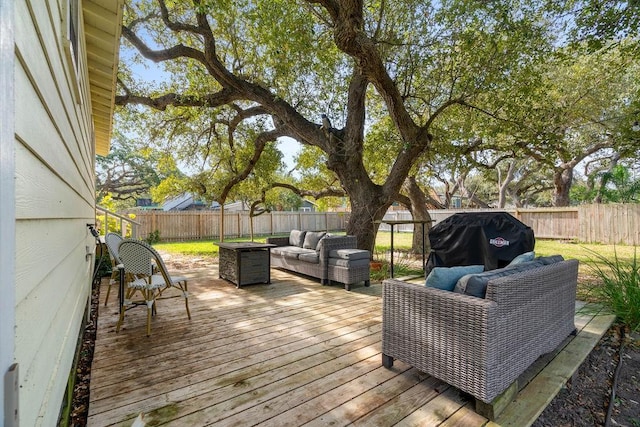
<box><xmin>88</xmin><ymin>267</ymin><xmax>613</xmax><ymax>426</ymax></box>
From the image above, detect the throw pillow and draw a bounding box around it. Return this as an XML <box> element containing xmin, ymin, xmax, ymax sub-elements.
<box><xmin>463</xmin><ymin>260</ymin><xmax>545</xmax><ymax>298</ymax></box>
<box><xmin>289</xmin><ymin>229</ymin><xmax>307</xmax><ymax>247</ymax></box>
<box><xmin>315</xmin><ymin>233</ymin><xmax>332</xmax><ymax>251</ymax></box>
<box><xmin>536</xmin><ymin>255</ymin><xmax>564</xmax><ymax>264</ymax></box>
<box><xmin>508</xmin><ymin>251</ymin><xmax>535</xmax><ymax>266</ymax></box>
<box><xmin>425</xmin><ymin>265</ymin><xmax>484</xmax><ymax>291</ymax></box>
<box><xmin>303</xmin><ymin>231</ymin><xmax>326</xmax><ymax>250</ymax></box>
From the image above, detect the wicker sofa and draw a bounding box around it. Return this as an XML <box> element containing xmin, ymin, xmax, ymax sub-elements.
<box><xmin>382</xmin><ymin>258</ymin><xmax>579</xmax><ymax>412</ymax></box>
<box><xmin>267</xmin><ymin>231</ymin><xmax>371</xmax><ymax>291</ymax></box>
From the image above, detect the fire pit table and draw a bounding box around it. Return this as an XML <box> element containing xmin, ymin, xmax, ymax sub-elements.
<box><xmin>215</xmin><ymin>242</ymin><xmax>276</xmax><ymax>287</ymax></box>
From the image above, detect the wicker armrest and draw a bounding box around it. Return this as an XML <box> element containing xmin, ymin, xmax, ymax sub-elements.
<box><xmin>317</xmin><ymin>235</ymin><xmax>357</xmax><ymax>260</ymax></box>
<box><xmin>266</xmin><ymin>236</ymin><xmax>290</xmax><ymax>246</ymax></box>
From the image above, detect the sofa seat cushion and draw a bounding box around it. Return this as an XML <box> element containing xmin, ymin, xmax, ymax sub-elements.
<box><xmin>329</xmin><ymin>249</ymin><xmax>370</xmax><ymax>260</ymax></box>
<box><xmin>271</xmin><ymin>246</ymin><xmax>316</xmax><ymax>260</ymax></box>
<box><xmin>328</xmin><ymin>258</ymin><xmax>370</xmax><ymax>268</ymax></box>
<box><xmin>289</xmin><ymin>229</ymin><xmax>307</xmax><ymax>247</ymax></box>
<box><xmin>303</xmin><ymin>231</ymin><xmax>326</xmax><ymax>249</ymax></box>
<box><xmin>425</xmin><ymin>265</ymin><xmax>484</xmax><ymax>291</ymax></box>
<box><xmin>298</xmin><ymin>252</ymin><xmax>320</xmax><ymax>263</ymax></box>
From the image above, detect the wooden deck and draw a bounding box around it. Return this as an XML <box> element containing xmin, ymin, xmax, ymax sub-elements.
<box><xmin>87</xmin><ymin>266</ymin><xmax>614</xmax><ymax>427</ymax></box>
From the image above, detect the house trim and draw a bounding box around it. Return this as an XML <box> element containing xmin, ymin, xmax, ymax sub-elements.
<box><xmin>1</xmin><ymin>0</ymin><xmax>16</xmax><ymax>423</ymax></box>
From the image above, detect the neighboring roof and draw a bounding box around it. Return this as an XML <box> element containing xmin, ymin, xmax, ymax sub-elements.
<box><xmin>84</xmin><ymin>0</ymin><xmax>124</xmax><ymax>156</ymax></box>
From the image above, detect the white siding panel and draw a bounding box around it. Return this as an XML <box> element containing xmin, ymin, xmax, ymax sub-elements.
<box><xmin>16</xmin><ymin>0</ymin><xmax>93</xmax><ymax>193</ymax></box>
<box><xmin>14</xmin><ymin>62</ymin><xmax>92</xmax><ymax>201</ymax></box>
<box><xmin>15</xmin><ymin>243</ymin><xmax>91</xmax><ymax>426</ymax></box>
<box><xmin>14</xmin><ymin>218</ymin><xmax>91</xmax><ymax>303</ymax></box>
<box><xmin>15</xmin><ymin>143</ymin><xmax>94</xmax><ymax>220</ymax></box>
<box><xmin>15</xmin><ymin>1</ymin><xmax>99</xmax><ymax>424</ymax></box>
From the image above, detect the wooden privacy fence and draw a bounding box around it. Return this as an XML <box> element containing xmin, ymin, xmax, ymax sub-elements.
<box><xmin>131</xmin><ymin>211</ymin><xmax>350</xmax><ymax>242</ymax></box>
<box><xmin>128</xmin><ymin>204</ymin><xmax>640</xmax><ymax>245</ymax></box>
<box><xmin>384</xmin><ymin>204</ymin><xmax>640</xmax><ymax>246</ymax></box>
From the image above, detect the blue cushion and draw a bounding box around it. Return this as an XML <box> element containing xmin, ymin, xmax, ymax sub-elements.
<box><xmin>460</xmin><ymin>260</ymin><xmax>545</xmax><ymax>298</ymax></box>
<box><xmin>508</xmin><ymin>251</ymin><xmax>535</xmax><ymax>266</ymax></box>
<box><xmin>425</xmin><ymin>265</ymin><xmax>484</xmax><ymax>291</ymax></box>
<box><xmin>536</xmin><ymin>255</ymin><xmax>564</xmax><ymax>264</ymax></box>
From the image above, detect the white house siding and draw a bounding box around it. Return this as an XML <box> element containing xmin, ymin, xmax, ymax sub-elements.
<box><xmin>14</xmin><ymin>0</ymin><xmax>99</xmax><ymax>425</ymax></box>
<box><xmin>0</xmin><ymin>0</ymin><xmax>16</xmax><ymax>424</ymax></box>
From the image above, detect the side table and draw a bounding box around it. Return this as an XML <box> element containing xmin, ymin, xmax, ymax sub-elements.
<box><xmin>215</xmin><ymin>242</ymin><xmax>276</xmax><ymax>287</ymax></box>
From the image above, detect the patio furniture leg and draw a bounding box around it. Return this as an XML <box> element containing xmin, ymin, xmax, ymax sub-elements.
<box><xmin>382</xmin><ymin>354</ymin><xmax>394</xmax><ymax>368</ymax></box>
<box><xmin>183</xmin><ymin>284</ymin><xmax>191</xmax><ymax>320</ymax></box>
<box><xmin>146</xmin><ymin>290</ymin><xmax>154</xmax><ymax>336</ymax></box>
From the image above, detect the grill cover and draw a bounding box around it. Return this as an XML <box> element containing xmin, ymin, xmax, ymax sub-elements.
<box><xmin>426</xmin><ymin>212</ymin><xmax>535</xmax><ymax>272</ymax></box>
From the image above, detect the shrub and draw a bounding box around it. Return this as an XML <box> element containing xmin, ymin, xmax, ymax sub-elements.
<box><xmin>145</xmin><ymin>229</ymin><xmax>161</xmax><ymax>245</ymax></box>
<box><xmin>586</xmin><ymin>247</ymin><xmax>640</xmax><ymax>332</ymax></box>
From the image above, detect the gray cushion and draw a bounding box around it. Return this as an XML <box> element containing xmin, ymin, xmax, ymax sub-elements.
<box><xmin>315</xmin><ymin>233</ymin><xmax>331</xmax><ymax>250</ymax></box>
<box><xmin>536</xmin><ymin>255</ymin><xmax>564</xmax><ymax>264</ymax></box>
<box><xmin>457</xmin><ymin>260</ymin><xmax>545</xmax><ymax>298</ymax></box>
<box><xmin>328</xmin><ymin>258</ymin><xmax>370</xmax><ymax>268</ymax></box>
<box><xmin>329</xmin><ymin>249</ymin><xmax>370</xmax><ymax>260</ymax></box>
<box><xmin>272</xmin><ymin>246</ymin><xmax>314</xmax><ymax>259</ymax></box>
<box><xmin>298</xmin><ymin>252</ymin><xmax>320</xmax><ymax>263</ymax></box>
<box><xmin>508</xmin><ymin>251</ymin><xmax>535</xmax><ymax>266</ymax></box>
<box><xmin>289</xmin><ymin>229</ymin><xmax>307</xmax><ymax>247</ymax></box>
<box><xmin>303</xmin><ymin>231</ymin><xmax>326</xmax><ymax>249</ymax></box>
<box><xmin>425</xmin><ymin>265</ymin><xmax>484</xmax><ymax>291</ymax></box>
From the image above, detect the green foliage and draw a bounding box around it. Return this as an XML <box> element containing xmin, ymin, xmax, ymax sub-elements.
<box><xmin>96</xmin><ymin>200</ymin><xmax>137</xmax><ymax>237</ymax></box>
<box><xmin>585</xmin><ymin>247</ymin><xmax>640</xmax><ymax>332</ymax></box>
<box><xmin>145</xmin><ymin>230</ymin><xmax>161</xmax><ymax>245</ymax></box>
<box><xmin>96</xmin><ymin>132</ymin><xmax>171</xmax><ymax>208</ymax></box>
<box><xmin>595</xmin><ymin>165</ymin><xmax>640</xmax><ymax>203</ymax></box>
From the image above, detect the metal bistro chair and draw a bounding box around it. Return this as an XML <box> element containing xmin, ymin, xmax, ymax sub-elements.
<box><xmin>116</xmin><ymin>240</ymin><xmax>191</xmax><ymax>336</ymax></box>
<box><xmin>104</xmin><ymin>233</ymin><xmax>125</xmax><ymax>306</ymax></box>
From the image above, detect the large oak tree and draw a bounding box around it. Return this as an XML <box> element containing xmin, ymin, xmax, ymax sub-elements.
<box><xmin>116</xmin><ymin>0</ymin><xmax>564</xmax><ymax>251</ymax></box>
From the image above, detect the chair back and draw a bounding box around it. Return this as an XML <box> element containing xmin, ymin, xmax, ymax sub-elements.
<box><xmin>118</xmin><ymin>240</ymin><xmax>155</xmax><ymax>277</ymax></box>
<box><xmin>105</xmin><ymin>233</ymin><xmax>124</xmax><ymax>264</ymax></box>
<box><xmin>136</xmin><ymin>240</ymin><xmax>174</xmax><ymax>285</ymax></box>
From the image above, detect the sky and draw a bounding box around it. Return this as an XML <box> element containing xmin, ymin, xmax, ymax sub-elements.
<box><xmin>124</xmin><ymin>51</ymin><xmax>301</xmax><ymax>172</ymax></box>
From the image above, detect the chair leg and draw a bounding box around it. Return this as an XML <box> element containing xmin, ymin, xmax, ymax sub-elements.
<box><xmin>183</xmin><ymin>281</ymin><xmax>191</xmax><ymax>320</ymax></box>
<box><xmin>146</xmin><ymin>290</ymin><xmax>154</xmax><ymax>337</ymax></box>
<box><xmin>104</xmin><ymin>281</ymin><xmax>112</xmax><ymax>306</ymax></box>
<box><xmin>116</xmin><ymin>302</ymin><xmax>125</xmax><ymax>332</ymax></box>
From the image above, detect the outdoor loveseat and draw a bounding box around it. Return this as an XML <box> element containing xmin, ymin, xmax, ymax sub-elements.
<box><xmin>267</xmin><ymin>230</ymin><xmax>371</xmax><ymax>290</ymax></box>
<box><xmin>382</xmin><ymin>257</ymin><xmax>578</xmax><ymax>418</ymax></box>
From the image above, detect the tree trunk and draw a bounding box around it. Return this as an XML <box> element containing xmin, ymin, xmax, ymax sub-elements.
<box><xmin>553</xmin><ymin>168</ymin><xmax>573</xmax><ymax>207</ymax></box>
<box><xmin>497</xmin><ymin>161</ymin><xmax>516</xmax><ymax>208</ymax></box>
<box><xmin>404</xmin><ymin>176</ymin><xmax>432</xmax><ymax>255</ymax></box>
<box><xmin>344</xmin><ymin>182</ymin><xmax>392</xmax><ymax>253</ymax></box>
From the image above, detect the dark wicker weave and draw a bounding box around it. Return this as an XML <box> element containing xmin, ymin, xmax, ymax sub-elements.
<box><xmin>267</xmin><ymin>235</ymin><xmax>369</xmax><ymax>290</ymax></box>
<box><xmin>382</xmin><ymin>259</ymin><xmax>578</xmax><ymax>403</ymax></box>
<box><xmin>327</xmin><ymin>262</ymin><xmax>370</xmax><ymax>291</ymax></box>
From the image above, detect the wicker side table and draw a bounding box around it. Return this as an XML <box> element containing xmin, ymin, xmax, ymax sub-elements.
<box><xmin>215</xmin><ymin>242</ymin><xmax>276</xmax><ymax>287</ymax></box>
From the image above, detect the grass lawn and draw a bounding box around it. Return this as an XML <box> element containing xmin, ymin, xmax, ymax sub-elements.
<box><xmin>154</xmin><ymin>232</ymin><xmax>636</xmax><ymax>276</ymax></box>
<box><xmin>154</xmin><ymin>233</ymin><xmax>637</xmax><ymax>263</ymax></box>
